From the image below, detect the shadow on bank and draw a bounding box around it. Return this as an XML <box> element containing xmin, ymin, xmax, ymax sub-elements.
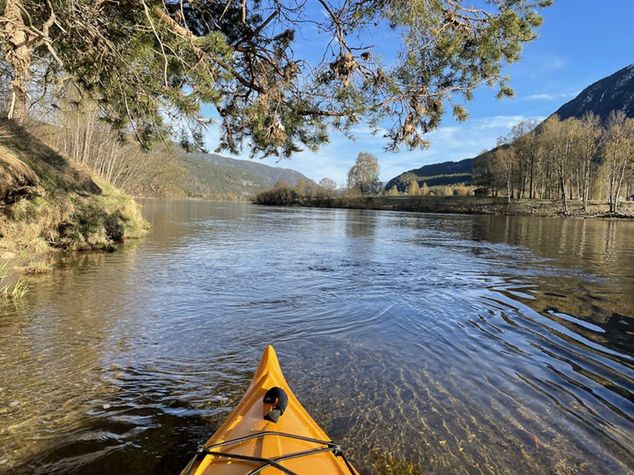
<box><xmin>0</xmin><ymin>119</ymin><xmax>148</xmax><ymax>264</ymax></box>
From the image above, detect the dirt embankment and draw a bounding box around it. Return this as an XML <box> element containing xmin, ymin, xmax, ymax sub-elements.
<box><xmin>0</xmin><ymin>119</ymin><xmax>149</xmax><ymax>268</ymax></box>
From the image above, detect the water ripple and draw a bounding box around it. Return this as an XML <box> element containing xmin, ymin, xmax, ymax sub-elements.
<box><xmin>0</xmin><ymin>202</ymin><xmax>633</xmax><ymax>474</ymax></box>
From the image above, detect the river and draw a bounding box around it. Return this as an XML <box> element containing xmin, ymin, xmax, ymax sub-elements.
<box><xmin>0</xmin><ymin>200</ymin><xmax>632</xmax><ymax>474</ymax></box>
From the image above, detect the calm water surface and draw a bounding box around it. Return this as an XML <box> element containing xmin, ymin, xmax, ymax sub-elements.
<box><xmin>1</xmin><ymin>201</ymin><xmax>633</xmax><ymax>474</ymax></box>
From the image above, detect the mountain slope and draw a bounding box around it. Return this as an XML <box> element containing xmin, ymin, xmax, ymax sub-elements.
<box><xmin>385</xmin><ymin>63</ymin><xmax>634</xmax><ymax>190</ymax></box>
<box><xmin>179</xmin><ymin>152</ymin><xmax>314</xmax><ymax>199</ymax></box>
<box><xmin>554</xmin><ymin>64</ymin><xmax>634</xmax><ymax>121</ymax></box>
<box><xmin>385</xmin><ymin>158</ymin><xmax>474</xmax><ymax>191</ymax></box>
<box><xmin>194</xmin><ymin>153</ymin><xmax>311</xmax><ymax>187</ymax></box>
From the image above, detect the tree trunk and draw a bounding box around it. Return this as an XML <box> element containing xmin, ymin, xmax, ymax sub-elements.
<box><xmin>529</xmin><ymin>158</ymin><xmax>534</xmax><ymax>199</ymax></box>
<box><xmin>608</xmin><ymin>163</ymin><xmax>617</xmax><ymax>213</ymax></box>
<box><xmin>3</xmin><ymin>0</ymin><xmax>32</xmax><ymax>123</ymax></box>
<box><xmin>81</xmin><ymin>111</ymin><xmax>94</xmax><ymax>165</ymax></box>
<box><xmin>612</xmin><ymin>162</ymin><xmax>627</xmax><ymax>213</ymax></box>
<box><xmin>581</xmin><ymin>162</ymin><xmax>591</xmax><ymax>212</ymax></box>
<box><xmin>506</xmin><ymin>175</ymin><xmax>512</xmax><ymax>203</ymax></box>
<box><xmin>559</xmin><ymin>164</ymin><xmax>568</xmax><ymax>214</ymax></box>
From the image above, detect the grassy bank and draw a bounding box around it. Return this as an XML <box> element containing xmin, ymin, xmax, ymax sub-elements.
<box><xmin>0</xmin><ymin>119</ymin><xmax>149</xmax><ymax>280</ymax></box>
<box><xmin>255</xmin><ymin>191</ymin><xmax>634</xmax><ymax>218</ymax></box>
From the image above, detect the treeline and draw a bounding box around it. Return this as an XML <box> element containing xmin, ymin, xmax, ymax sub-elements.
<box><xmin>255</xmin><ymin>180</ymin><xmax>337</xmax><ymax>206</ymax></box>
<box><xmin>255</xmin><ymin>176</ymin><xmax>477</xmax><ymax>207</ymax></box>
<box><xmin>256</xmin><ymin>152</ymin><xmax>379</xmax><ymax>206</ymax></box>
<box><xmin>386</xmin><ymin>174</ymin><xmax>474</xmax><ymax>197</ymax></box>
<box><xmin>474</xmin><ymin>111</ymin><xmax>634</xmax><ymax>213</ymax></box>
<box><xmin>29</xmin><ymin>103</ymin><xmax>186</xmax><ymax>197</ymax></box>
<box><xmin>255</xmin><ymin>151</ymin><xmax>480</xmax><ymax>207</ymax></box>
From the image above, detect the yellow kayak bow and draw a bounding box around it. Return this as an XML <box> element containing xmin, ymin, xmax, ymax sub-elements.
<box><xmin>182</xmin><ymin>346</ymin><xmax>359</xmax><ymax>475</ymax></box>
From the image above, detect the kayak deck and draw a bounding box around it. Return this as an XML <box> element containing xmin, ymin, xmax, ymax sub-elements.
<box><xmin>182</xmin><ymin>346</ymin><xmax>358</xmax><ymax>475</ymax></box>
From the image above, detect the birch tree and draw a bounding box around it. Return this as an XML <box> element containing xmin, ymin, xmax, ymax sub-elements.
<box><xmin>347</xmin><ymin>152</ymin><xmax>380</xmax><ymax>195</ymax></box>
<box><xmin>602</xmin><ymin>111</ymin><xmax>634</xmax><ymax>212</ymax></box>
<box><xmin>575</xmin><ymin>113</ymin><xmax>602</xmax><ymax>211</ymax></box>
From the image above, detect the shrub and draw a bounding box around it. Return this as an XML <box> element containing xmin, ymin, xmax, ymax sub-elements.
<box><xmin>255</xmin><ymin>186</ymin><xmax>298</xmax><ymax>205</ymax></box>
<box><xmin>453</xmin><ymin>185</ymin><xmax>473</xmax><ymax>196</ymax></box>
<box><xmin>387</xmin><ymin>186</ymin><xmax>400</xmax><ymax>196</ymax></box>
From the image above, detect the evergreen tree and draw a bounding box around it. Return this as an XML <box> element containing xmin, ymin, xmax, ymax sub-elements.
<box><xmin>1</xmin><ymin>0</ymin><xmax>551</xmax><ymax>155</ymax></box>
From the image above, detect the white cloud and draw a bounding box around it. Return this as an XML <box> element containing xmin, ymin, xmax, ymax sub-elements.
<box><xmin>526</xmin><ymin>54</ymin><xmax>568</xmax><ymax>77</ymax></box>
<box><xmin>525</xmin><ymin>91</ymin><xmax>577</xmax><ymax>101</ymax></box>
<box><xmin>473</xmin><ymin>115</ymin><xmax>544</xmax><ymax>130</ymax></box>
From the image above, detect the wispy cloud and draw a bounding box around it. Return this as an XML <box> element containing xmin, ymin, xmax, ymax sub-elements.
<box><xmin>524</xmin><ymin>91</ymin><xmax>577</xmax><ymax>101</ymax></box>
<box><xmin>526</xmin><ymin>54</ymin><xmax>568</xmax><ymax>78</ymax></box>
<box><xmin>472</xmin><ymin>115</ymin><xmax>544</xmax><ymax>130</ymax></box>
<box><xmin>544</xmin><ymin>55</ymin><xmax>568</xmax><ymax>72</ymax></box>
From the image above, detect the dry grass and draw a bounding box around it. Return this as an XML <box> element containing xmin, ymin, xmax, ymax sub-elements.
<box><xmin>0</xmin><ymin>262</ymin><xmax>29</xmax><ymax>301</ymax></box>
<box><xmin>0</xmin><ymin>119</ymin><xmax>149</xmax><ymax>259</ymax></box>
<box><xmin>18</xmin><ymin>261</ymin><xmax>52</xmax><ymax>275</ymax></box>
<box><xmin>402</xmin><ymin>184</ymin><xmax>476</xmax><ymax>197</ymax></box>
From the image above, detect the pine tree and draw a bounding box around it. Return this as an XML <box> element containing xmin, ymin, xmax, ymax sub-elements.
<box><xmin>1</xmin><ymin>0</ymin><xmax>551</xmax><ymax>156</ymax></box>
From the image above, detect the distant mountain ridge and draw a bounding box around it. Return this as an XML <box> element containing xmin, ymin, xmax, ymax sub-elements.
<box><xmin>200</xmin><ymin>153</ymin><xmax>312</xmax><ymax>187</ymax></box>
<box><xmin>554</xmin><ymin>64</ymin><xmax>634</xmax><ymax>121</ymax></box>
<box><xmin>384</xmin><ymin>63</ymin><xmax>634</xmax><ymax>190</ymax></box>
<box><xmin>179</xmin><ymin>152</ymin><xmax>314</xmax><ymax>199</ymax></box>
<box><xmin>384</xmin><ymin>158</ymin><xmax>473</xmax><ymax>191</ymax></box>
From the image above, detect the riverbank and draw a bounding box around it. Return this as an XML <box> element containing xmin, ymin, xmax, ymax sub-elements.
<box><xmin>0</xmin><ymin>119</ymin><xmax>149</xmax><ymax>281</ymax></box>
<box><xmin>256</xmin><ymin>194</ymin><xmax>634</xmax><ymax>218</ymax></box>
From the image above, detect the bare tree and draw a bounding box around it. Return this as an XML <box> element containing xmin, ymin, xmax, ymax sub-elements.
<box><xmin>575</xmin><ymin>113</ymin><xmax>602</xmax><ymax>211</ymax></box>
<box><xmin>494</xmin><ymin>135</ymin><xmax>515</xmax><ymax>203</ymax></box>
<box><xmin>509</xmin><ymin>119</ymin><xmax>539</xmax><ymax>198</ymax></box>
<box><xmin>319</xmin><ymin>177</ymin><xmax>337</xmax><ymax>191</ymax></box>
<box><xmin>347</xmin><ymin>152</ymin><xmax>380</xmax><ymax>195</ymax></box>
<box><xmin>602</xmin><ymin>111</ymin><xmax>634</xmax><ymax>212</ymax></box>
<box><xmin>31</xmin><ymin>100</ymin><xmax>178</xmax><ymax>193</ymax></box>
<box><xmin>475</xmin><ymin>111</ymin><xmax>633</xmax><ymax>212</ymax></box>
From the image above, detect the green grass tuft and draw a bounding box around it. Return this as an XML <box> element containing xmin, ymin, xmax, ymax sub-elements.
<box><xmin>0</xmin><ymin>120</ymin><xmax>149</xmax><ymax>256</ymax></box>
<box><xmin>0</xmin><ymin>262</ymin><xmax>29</xmax><ymax>301</ymax></box>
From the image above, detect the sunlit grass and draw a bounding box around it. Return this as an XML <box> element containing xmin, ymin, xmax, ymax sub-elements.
<box><xmin>0</xmin><ymin>262</ymin><xmax>29</xmax><ymax>301</ymax></box>
<box><xmin>20</xmin><ymin>261</ymin><xmax>52</xmax><ymax>275</ymax></box>
<box><xmin>1</xmin><ymin>119</ymin><xmax>150</xmax><ymax>256</ymax></box>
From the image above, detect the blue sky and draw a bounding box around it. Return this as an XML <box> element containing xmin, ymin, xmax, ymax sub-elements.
<box><xmin>204</xmin><ymin>1</ymin><xmax>634</xmax><ymax>185</ymax></box>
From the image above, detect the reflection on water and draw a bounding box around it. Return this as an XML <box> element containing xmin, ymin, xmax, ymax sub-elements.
<box><xmin>0</xmin><ymin>201</ymin><xmax>632</xmax><ymax>474</ymax></box>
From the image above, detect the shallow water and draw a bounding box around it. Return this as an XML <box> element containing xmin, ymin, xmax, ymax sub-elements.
<box><xmin>0</xmin><ymin>201</ymin><xmax>632</xmax><ymax>474</ymax></box>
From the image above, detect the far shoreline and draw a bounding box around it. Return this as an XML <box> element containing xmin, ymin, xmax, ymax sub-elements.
<box><xmin>253</xmin><ymin>195</ymin><xmax>634</xmax><ymax>219</ymax></box>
